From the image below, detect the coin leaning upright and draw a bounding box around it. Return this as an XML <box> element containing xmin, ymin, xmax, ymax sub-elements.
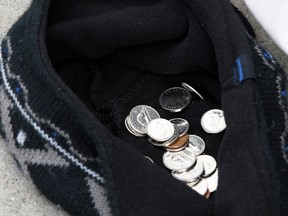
<box><xmin>197</xmin><ymin>155</ymin><xmax>217</xmax><ymax>177</ymax></box>
<box><xmin>201</xmin><ymin>109</ymin><xmax>226</xmax><ymax>134</ymax></box>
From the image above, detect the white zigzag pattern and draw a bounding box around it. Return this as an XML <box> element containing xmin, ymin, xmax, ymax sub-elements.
<box><xmin>0</xmin><ymin>40</ymin><xmax>104</xmax><ymax>184</ymax></box>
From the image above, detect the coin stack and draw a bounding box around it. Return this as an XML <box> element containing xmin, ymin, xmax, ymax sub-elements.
<box><xmin>125</xmin><ymin>84</ymin><xmax>225</xmax><ymax>198</ymax></box>
<box><xmin>147</xmin><ymin>118</ymin><xmax>190</xmax><ymax>152</ymax></box>
<box><xmin>163</xmin><ymin>137</ymin><xmax>218</xmax><ymax>198</ymax></box>
<box><xmin>125</xmin><ymin>105</ymin><xmax>160</xmax><ymax>137</ymax></box>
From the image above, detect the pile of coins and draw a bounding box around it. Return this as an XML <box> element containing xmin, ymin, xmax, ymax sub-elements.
<box><xmin>125</xmin><ymin>83</ymin><xmax>226</xmax><ymax>198</ymax></box>
<box><xmin>163</xmin><ymin>139</ymin><xmax>218</xmax><ymax>198</ymax></box>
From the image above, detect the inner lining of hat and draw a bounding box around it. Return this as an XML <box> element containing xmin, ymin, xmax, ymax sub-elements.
<box><xmin>46</xmin><ymin>0</ymin><xmax>224</xmax><ymax>170</ymax></box>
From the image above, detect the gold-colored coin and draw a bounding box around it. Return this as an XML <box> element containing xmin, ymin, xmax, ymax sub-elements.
<box><xmin>165</xmin><ymin>133</ymin><xmax>189</xmax><ymax>151</ymax></box>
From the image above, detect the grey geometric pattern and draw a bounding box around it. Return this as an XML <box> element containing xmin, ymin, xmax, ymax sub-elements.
<box><xmin>0</xmin><ymin>38</ymin><xmax>113</xmax><ymax>215</ymax></box>
<box><xmin>86</xmin><ymin>177</ymin><xmax>112</xmax><ymax>216</ymax></box>
<box><xmin>0</xmin><ymin>87</ymin><xmax>70</xmax><ymax>172</ymax></box>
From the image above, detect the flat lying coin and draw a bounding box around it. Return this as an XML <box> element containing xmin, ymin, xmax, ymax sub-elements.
<box><xmin>188</xmin><ymin>178</ymin><xmax>208</xmax><ymax>196</ymax></box>
<box><xmin>159</xmin><ymin>87</ymin><xmax>191</xmax><ymax>112</ymax></box>
<box><xmin>201</xmin><ymin>109</ymin><xmax>226</xmax><ymax>134</ymax></box>
<box><xmin>147</xmin><ymin>118</ymin><xmax>175</xmax><ymax>142</ymax></box>
<box><xmin>148</xmin><ymin>124</ymin><xmax>179</xmax><ymax>147</ymax></box>
<box><xmin>182</xmin><ymin>83</ymin><xmax>204</xmax><ymax>100</ymax></box>
<box><xmin>204</xmin><ymin>169</ymin><xmax>218</xmax><ymax>193</ymax></box>
<box><xmin>172</xmin><ymin>159</ymin><xmax>204</xmax><ymax>182</ymax></box>
<box><xmin>165</xmin><ymin>133</ymin><xmax>189</xmax><ymax>152</ymax></box>
<box><xmin>188</xmin><ymin>135</ymin><xmax>206</xmax><ymax>156</ymax></box>
<box><xmin>163</xmin><ymin>148</ymin><xmax>196</xmax><ymax>171</ymax></box>
<box><xmin>197</xmin><ymin>155</ymin><xmax>217</xmax><ymax>177</ymax></box>
<box><xmin>129</xmin><ymin>105</ymin><xmax>160</xmax><ymax>135</ymax></box>
<box><xmin>169</xmin><ymin>118</ymin><xmax>189</xmax><ymax>137</ymax></box>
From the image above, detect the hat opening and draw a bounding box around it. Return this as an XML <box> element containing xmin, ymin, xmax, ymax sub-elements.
<box><xmin>46</xmin><ymin>0</ymin><xmax>223</xmax><ymax>170</ymax></box>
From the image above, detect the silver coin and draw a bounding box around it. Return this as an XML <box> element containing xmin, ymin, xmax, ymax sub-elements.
<box><xmin>146</xmin><ymin>118</ymin><xmax>175</xmax><ymax>142</ymax></box>
<box><xmin>188</xmin><ymin>178</ymin><xmax>208</xmax><ymax>196</ymax></box>
<box><xmin>171</xmin><ymin>159</ymin><xmax>204</xmax><ymax>182</ymax></box>
<box><xmin>185</xmin><ymin>177</ymin><xmax>200</xmax><ymax>187</ymax></box>
<box><xmin>125</xmin><ymin>116</ymin><xmax>146</xmax><ymax>137</ymax></box>
<box><xmin>148</xmin><ymin>124</ymin><xmax>179</xmax><ymax>147</ymax></box>
<box><xmin>197</xmin><ymin>155</ymin><xmax>217</xmax><ymax>177</ymax></box>
<box><xmin>129</xmin><ymin>105</ymin><xmax>160</xmax><ymax>134</ymax></box>
<box><xmin>188</xmin><ymin>135</ymin><xmax>206</xmax><ymax>156</ymax></box>
<box><xmin>169</xmin><ymin>118</ymin><xmax>189</xmax><ymax>137</ymax></box>
<box><xmin>163</xmin><ymin>147</ymin><xmax>196</xmax><ymax>171</ymax></box>
<box><xmin>201</xmin><ymin>109</ymin><xmax>226</xmax><ymax>134</ymax></box>
<box><xmin>182</xmin><ymin>83</ymin><xmax>204</xmax><ymax>100</ymax></box>
<box><xmin>204</xmin><ymin>169</ymin><xmax>218</xmax><ymax>193</ymax></box>
<box><xmin>159</xmin><ymin>87</ymin><xmax>191</xmax><ymax>112</ymax></box>
<box><xmin>144</xmin><ymin>156</ymin><xmax>154</xmax><ymax>163</ymax></box>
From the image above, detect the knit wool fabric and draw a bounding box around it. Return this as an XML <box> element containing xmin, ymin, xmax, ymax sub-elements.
<box><xmin>0</xmin><ymin>0</ymin><xmax>288</xmax><ymax>216</ymax></box>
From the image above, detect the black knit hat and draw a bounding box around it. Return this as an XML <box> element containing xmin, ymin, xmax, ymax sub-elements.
<box><xmin>1</xmin><ymin>0</ymin><xmax>288</xmax><ymax>216</ymax></box>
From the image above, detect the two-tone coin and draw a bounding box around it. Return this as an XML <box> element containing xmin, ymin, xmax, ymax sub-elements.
<box><xmin>201</xmin><ymin>109</ymin><xmax>226</xmax><ymax>134</ymax></box>
<box><xmin>197</xmin><ymin>155</ymin><xmax>217</xmax><ymax>177</ymax></box>
<box><xmin>169</xmin><ymin>118</ymin><xmax>189</xmax><ymax>137</ymax></box>
<box><xmin>159</xmin><ymin>87</ymin><xmax>192</xmax><ymax>112</ymax></box>
<box><xmin>129</xmin><ymin>105</ymin><xmax>160</xmax><ymax>135</ymax></box>
<box><xmin>163</xmin><ymin>148</ymin><xmax>196</xmax><ymax>171</ymax></box>
<box><xmin>188</xmin><ymin>135</ymin><xmax>206</xmax><ymax>156</ymax></box>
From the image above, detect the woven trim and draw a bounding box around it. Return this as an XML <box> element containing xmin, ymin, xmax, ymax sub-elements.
<box><xmin>0</xmin><ymin>38</ymin><xmax>104</xmax><ymax>183</ymax></box>
<box><xmin>276</xmin><ymin>74</ymin><xmax>288</xmax><ymax>163</ymax></box>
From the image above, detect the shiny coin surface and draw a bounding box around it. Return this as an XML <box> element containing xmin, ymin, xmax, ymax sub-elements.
<box><xmin>144</xmin><ymin>156</ymin><xmax>154</xmax><ymax>163</ymax></box>
<box><xmin>146</xmin><ymin>118</ymin><xmax>175</xmax><ymax>142</ymax></box>
<box><xmin>125</xmin><ymin>116</ymin><xmax>145</xmax><ymax>137</ymax></box>
<box><xmin>129</xmin><ymin>105</ymin><xmax>160</xmax><ymax>135</ymax></box>
<box><xmin>204</xmin><ymin>169</ymin><xmax>218</xmax><ymax>193</ymax></box>
<box><xmin>188</xmin><ymin>178</ymin><xmax>208</xmax><ymax>196</ymax></box>
<box><xmin>182</xmin><ymin>83</ymin><xmax>204</xmax><ymax>100</ymax></box>
<box><xmin>148</xmin><ymin>124</ymin><xmax>179</xmax><ymax>147</ymax></box>
<box><xmin>159</xmin><ymin>87</ymin><xmax>191</xmax><ymax>112</ymax></box>
<box><xmin>163</xmin><ymin>148</ymin><xmax>196</xmax><ymax>171</ymax></box>
<box><xmin>165</xmin><ymin>133</ymin><xmax>189</xmax><ymax>152</ymax></box>
<box><xmin>169</xmin><ymin>118</ymin><xmax>189</xmax><ymax>137</ymax></box>
<box><xmin>184</xmin><ymin>178</ymin><xmax>200</xmax><ymax>187</ymax></box>
<box><xmin>197</xmin><ymin>155</ymin><xmax>217</xmax><ymax>177</ymax></box>
<box><xmin>172</xmin><ymin>159</ymin><xmax>204</xmax><ymax>182</ymax></box>
<box><xmin>201</xmin><ymin>109</ymin><xmax>226</xmax><ymax>134</ymax></box>
<box><xmin>188</xmin><ymin>135</ymin><xmax>206</xmax><ymax>156</ymax></box>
